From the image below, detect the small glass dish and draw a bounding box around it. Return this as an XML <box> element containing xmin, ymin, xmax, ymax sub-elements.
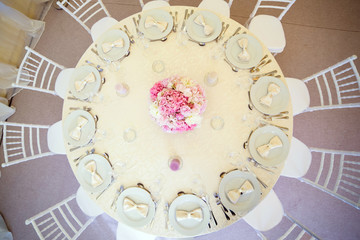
<box><xmin>204</xmin><ymin>72</ymin><xmax>218</xmax><ymax>87</ymax></box>
<box><xmin>210</xmin><ymin>116</ymin><xmax>224</xmax><ymax>130</ymax></box>
<box><xmin>115</xmin><ymin>83</ymin><xmax>129</xmax><ymax>97</ymax></box>
<box><xmin>123</xmin><ymin>128</ymin><xmax>136</xmax><ymax>142</ymax></box>
<box><xmin>168</xmin><ymin>156</ymin><xmax>182</xmax><ymax>171</ymax></box>
<box><xmin>152</xmin><ymin>60</ymin><xmax>165</xmax><ymax>73</ymax></box>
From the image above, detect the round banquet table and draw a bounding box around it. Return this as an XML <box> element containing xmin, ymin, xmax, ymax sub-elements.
<box><xmin>62</xmin><ymin>6</ymin><xmax>293</xmax><ymax>238</ymax></box>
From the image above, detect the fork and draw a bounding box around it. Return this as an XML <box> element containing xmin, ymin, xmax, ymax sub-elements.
<box><xmin>111</xmin><ymin>185</ymin><xmax>124</xmax><ymax>209</ymax></box>
<box><xmin>224</xmin><ymin>58</ymin><xmax>239</xmax><ymax>72</ymax></box>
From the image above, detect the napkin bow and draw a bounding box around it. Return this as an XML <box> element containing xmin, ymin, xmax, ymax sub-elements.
<box><xmin>238</xmin><ymin>38</ymin><xmax>250</xmax><ymax>62</ymax></box>
<box><xmin>194</xmin><ymin>15</ymin><xmax>213</xmax><ymax>36</ymax></box>
<box><xmin>84</xmin><ymin>160</ymin><xmax>103</xmax><ymax>188</ymax></box>
<box><xmin>176</xmin><ymin>208</ymin><xmax>203</xmax><ymax>222</ymax></box>
<box><xmin>123</xmin><ymin>197</ymin><xmax>149</xmax><ymax>218</ymax></box>
<box><xmin>75</xmin><ymin>72</ymin><xmax>96</xmax><ymax>92</ymax></box>
<box><xmin>227</xmin><ymin>180</ymin><xmax>254</xmax><ymax>204</ymax></box>
<box><xmin>69</xmin><ymin>116</ymin><xmax>88</xmax><ymax>141</ymax></box>
<box><xmin>145</xmin><ymin>16</ymin><xmax>168</xmax><ymax>32</ymax></box>
<box><xmin>260</xmin><ymin>83</ymin><xmax>281</xmax><ymax>107</ymax></box>
<box><xmin>101</xmin><ymin>38</ymin><xmax>124</xmax><ymax>54</ymax></box>
<box><xmin>256</xmin><ymin>136</ymin><xmax>283</xmax><ymax>158</ymax></box>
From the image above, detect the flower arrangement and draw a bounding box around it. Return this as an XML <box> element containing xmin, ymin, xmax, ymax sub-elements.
<box><xmin>149</xmin><ymin>76</ymin><xmax>207</xmax><ymax>133</ymax></box>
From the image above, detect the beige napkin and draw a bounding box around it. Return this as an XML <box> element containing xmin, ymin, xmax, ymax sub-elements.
<box><xmin>75</xmin><ymin>72</ymin><xmax>96</xmax><ymax>92</ymax></box>
<box><xmin>194</xmin><ymin>15</ymin><xmax>213</xmax><ymax>36</ymax></box>
<box><xmin>123</xmin><ymin>197</ymin><xmax>149</xmax><ymax>218</ymax></box>
<box><xmin>145</xmin><ymin>16</ymin><xmax>168</xmax><ymax>32</ymax></box>
<box><xmin>260</xmin><ymin>83</ymin><xmax>281</xmax><ymax>107</ymax></box>
<box><xmin>84</xmin><ymin>160</ymin><xmax>103</xmax><ymax>188</ymax></box>
<box><xmin>256</xmin><ymin>136</ymin><xmax>283</xmax><ymax>158</ymax></box>
<box><xmin>238</xmin><ymin>38</ymin><xmax>250</xmax><ymax>62</ymax></box>
<box><xmin>227</xmin><ymin>180</ymin><xmax>254</xmax><ymax>204</ymax></box>
<box><xmin>176</xmin><ymin>208</ymin><xmax>203</xmax><ymax>222</ymax></box>
<box><xmin>69</xmin><ymin>116</ymin><xmax>88</xmax><ymax>141</ymax></box>
<box><xmin>101</xmin><ymin>38</ymin><xmax>124</xmax><ymax>53</ymax></box>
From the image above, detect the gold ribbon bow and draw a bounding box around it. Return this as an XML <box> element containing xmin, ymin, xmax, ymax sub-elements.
<box><xmin>256</xmin><ymin>136</ymin><xmax>283</xmax><ymax>158</ymax></box>
<box><xmin>101</xmin><ymin>38</ymin><xmax>124</xmax><ymax>54</ymax></box>
<box><xmin>75</xmin><ymin>72</ymin><xmax>96</xmax><ymax>92</ymax></box>
<box><xmin>69</xmin><ymin>116</ymin><xmax>88</xmax><ymax>141</ymax></box>
<box><xmin>145</xmin><ymin>16</ymin><xmax>168</xmax><ymax>32</ymax></box>
<box><xmin>123</xmin><ymin>197</ymin><xmax>149</xmax><ymax>218</ymax></box>
<box><xmin>227</xmin><ymin>180</ymin><xmax>254</xmax><ymax>204</ymax></box>
<box><xmin>237</xmin><ymin>38</ymin><xmax>250</xmax><ymax>62</ymax></box>
<box><xmin>260</xmin><ymin>83</ymin><xmax>281</xmax><ymax>107</ymax></box>
<box><xmin>193</xmin><ymin>15</ymin><xmax>214</xmax><ymax>36</ymax></box>
<box><xmin>84</xmin><ymin>160</ymin><xmax>104</xmax><ymax>188</ymax></box>
<box><xmin>176</xmin><ymin>208</ymin><xmax>203</xmax><ymax>222</ymax></box>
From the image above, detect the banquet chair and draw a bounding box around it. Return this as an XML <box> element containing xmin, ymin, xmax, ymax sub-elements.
<box><xmin>26</xmin><ymin>187</ymin><xmax>103</xmax><ymax>240</ymax></box>
<box><xmin>56</xmin><ymin>0</ymin><xmax>118</xmax><ymax>41</ymax></box>
<box><xmin>0</xmin><ymin>97</ymin><xmax>15</xmax><ymax>121</ymax></box>
<box><xmin>139</xmin><ymin>0</ymin><xmax>170</xmax><ymax>12</ymax></box>
<box><xmin>0</xmin><ymin>121</ymin><xmax>65</xmax><ymax>168</ymax></box>
<box><xmin>247</xmin><ymin>0</ymin><xmax>296</xmax><ymax>55</ymax></box>
<box><xmin>286</xmin><ymin>55</ymin><xmax>360</xmax><ymax>115</ymax></box>
<box><xmin>12</xmin><ymin>46</ymin><xmax>74</xmax><ymax>99</ymax></box>
<box><xmin>198</xmin><ymin>0</ymin><xmax>234</xmax><ymax>18</ymax></box>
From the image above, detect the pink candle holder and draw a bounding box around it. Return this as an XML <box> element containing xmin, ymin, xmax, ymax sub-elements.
<box><xmin>168</xmin><ymin>157</ymin><xmax>182</xmax><ymax>171</ymax></box>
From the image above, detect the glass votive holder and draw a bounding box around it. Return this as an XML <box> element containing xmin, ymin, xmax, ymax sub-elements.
<box><xmin>204</xmin><ymin>71</ymin><xmax>218</xmax><ymax>87</ymax></box>
<box><xmin>123</xmin><ymin>128</ymin><xmax>136</xmax><ymax>143</ymax></box>
<box><xmin>168</xmin><ymin>156</ymin><xmax>182</xmax><ymax>171</ymax></box>
<box><xmin>115</xmin><ymin>83</ymin><xmax>129</xmax><ymax>97</ymax></box>
<box><xmin>152</xmin><ymin>60</ymin><xmax>165</xmax><ymax>73</ymax></box>
<box><xmin>210</xmin><ymin>116</ymin><xmax>224</xmax><ymax>130</ymax></box>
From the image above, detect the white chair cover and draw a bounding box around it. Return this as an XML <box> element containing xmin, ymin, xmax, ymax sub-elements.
<box><xmin>91</xmin><ymin>17</ymin><xmax>118</xmax><ymax>42</ymax></box>
<box><xmin>55</xmin><ymin>68</ymin><xmax>75</xmax><ymax>99</ymax></box>
<box><xmin>0</xmin><ymin>214</ymin><xmax>13</xmax><ymax>240</ymax></box>
<box><xmin>285</xmin><ymin>77</ymin><xmax>310</xmax><ymax>115</ymax></box>
<box><xmin>76</xmin><ymin>187</ymin><xmax>104</xmax><ymax>217</ymax></box>
<box><xmin>0</xmin><ymin>100</ymin><xmax>15</xmax><ymax>121</ymax></box>
<box><xmin>142</xmin><ymin>0</ymin><xmax>170</xmax><ymax>12</ymax></box>
<box><xmin>198</xmin><ymin>0</ymin><xmax>231</xmax><ymax>17</ymax></box>
<box><xmin>116</xmin><ymin>222</ymin><xmax>157</xmax><ymax>240</ymax></box>
<box><xmin>47</xmin><ymin>121</ymin><xmax>66</xmax><ymax>154</ymax></box>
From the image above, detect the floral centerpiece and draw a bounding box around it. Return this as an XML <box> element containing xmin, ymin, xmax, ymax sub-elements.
<box><xmin>149</xmin><ymin>76</ymin><xmax>207</xmax><ymax>133</ymax></box>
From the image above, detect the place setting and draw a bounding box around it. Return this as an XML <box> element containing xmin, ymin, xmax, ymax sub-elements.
<box><xmin>138</xmin><ymin>9</ymin><xmax>174</xmax><ymax>41</ymax></box>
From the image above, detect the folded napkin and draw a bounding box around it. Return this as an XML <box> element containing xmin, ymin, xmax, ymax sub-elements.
<box><xmin>237</xmin><ymin>38</ymin><xmax>250</xmax><ymax>62</ymax></box>
<box><xmin>256</xmin><ymin>135</ymin><xmax>283</xmax><ymax>158</ymax></box>
<box><xmin>194</xmin><ymin>15</ymin><xmax>213</xmax><ymax>36</ymax></box>
<box><xmin>75</xmin><ymin>72</ymin><xmax>96</xmax><ymax>92</ymax></box>
<box><xmin>176</xmin><ymin>208</ymin><xmax>203</xmax><ymax>222</ymax></box>
<box><xmin>69</xmin><ymin>116</ymin><xmax>88</xmax><ymax>141</ymax></box>
<box><xmin>145</xmin><ymin>16</ymin><xmax>168</xmax><ymax>32</ymax></box>
<box><xmin>260</xmin><ymin>83</ymin><xmax>281</xmax><ymax>107</ymax></box>
<box><xmin>227</xmin><ymin>180</ymin><xmax>254</xmax><ymax>204</ymax></box>
<box><xmin>101</xmin><ymin>38</ymin><xmax>124</xmax><ymax>53</ymax></box>
<box><xmin>123</xmin><ymin>197</ymin><xmax>149</xmax><ymax>218</ymax></box>
<box><xmin>84</xmin><ymin>160</ymin><xmax>103</xmax><ymax>188</ymax></box>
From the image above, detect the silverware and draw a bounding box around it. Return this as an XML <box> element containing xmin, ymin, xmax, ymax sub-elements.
<box><xmin>122</xmin><ymin>25</ymin><xmax>135</xmax><ymax>44</ymax></box>
<box><xmin>149</xmin><ymin>200</ymin><xmax>158</xmax><ymax>228</ymax></box>
<box><xmin>74</xmin><ymin>148</ymin><xmax>95</xmax><ymax>165</ymax></box>
<box><xmin>164</xmin><ymin>202</ymin><xmax>170</xmax><ymax>229</ymax></box>
<box><xmin>214</xmin><ymin>193</ymin><xmax>235</xmax><ymax>216</ymax></box>
<box><xmin>188</xmin><ymin>38</ymin><xmax>205</xmax><ymax>46</ymax></box>
<box><xmin>69</xmin><ymin>140</ymin><xmax>94</xmax><ymax>152</ymax></box>
<box><xmin>252</xmin><ymin>70</ymin><xmax>278</xmax><ymax>81</ymax></box>
<box><xmin>216</xmin><ymin>22</ymin><xmax>225</xmax><ymax>43</ymax></box>
<box><xmin>224</xmin><ymin>58</ymin><xmax>239</xmax><ymax>72</ymax></box>
<box><xmin>174</xmin><ymin>11</ymin><xmax>178</xmax><ymax>31</ymax></box>
<box><xmin>215</xmin><ymin>198</ymin><xmax>230</xmax><ymax>220</ymax></box>
<box><xmin>259</xmin><ymin>119</ymin><xmax>289</xmax><ymax>131</ymax></box>
<box><xmin>251</xmin><ymin>59</ymin><xmax>272</xmax><ymax>73</ymax></box>
<box><xmin>112</xmin><ymin>185</ymin><xmax>124</xmax><ymax>209</ymax></box>
<box><xmin>247</xmin><ymin>157</ymin><xmax>276</xmax><ymax>173</ymax></box>
<box><xmin>85</xmin><ymin>60</ymin><xmax>103</xmax><ymax>72</ymax></box>
<box><xmin>243</xmin><ymin>166</ymin><xmax>268</xmax><ymax>188</ymax></box>
<box><xmin>69</xmin><ymin>106</ymin><xmax>92</xmax><ymax>112</ymax></box>
<box><xmin>218</xmin><ymin>23</ymin><xmax>229</xmax><ymax>42</ymax></box>
<box><xmin>181</xmin><ymin>9</ymin><xmax>189</xmax><ymax>31</ymax></box>
<box><xmin>132</xmin><ymin>17</ymin><xmax>141</xmax><ymax>36</ymax></box>
<box><xmin>96</xmin><ymin>176</ymin><xmax>115</xmax><ymax>200</ymax></box>
<box><xmin>243</xmin><ymin>129</ymin><xmax>254</xmax><ymax>149</ymax></box>
<box><xmin>201</xmin><ymin>195</ymin><xmax>218</xmax><ymax>227</ymax></box>
<box><xmin>248</xmin><ymin>91</ymin><xmax>254</xmax><ymax>110</ymax></box>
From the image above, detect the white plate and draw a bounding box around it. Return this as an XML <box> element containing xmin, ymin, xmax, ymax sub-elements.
<box><xmin>63</xmin><ymin>110</ymin><xmax>96</xmax><ymax>147</ymax></box>
<box><xmin>219</xmin><ymin>170</ymin><xmax>261</xmax><ymax>213</ymax></box>
<box><xmin>76</xmin><ymin>154</ymin><xmax>112</xmax><ymax>193</ymax></box>
<box><xmin>96</xmin><ymin>30</ymin><xmax>130</xmax><ymax>61</ymax></box>
<box><xmin>185</xmin><ymin>11</ymin><xmax>222</xmax><ymax>43</ymax></box>
<box><xmin>116</xmin><ymin>187</ymin><xmax>156</xmax><ymax>228</ymax></box>
<box><xmin>225</xmin><ymin>34</ymin><xmax>263</xmax><ymax>69</ymax></box>
<box><xmin>169</xmin><ymin>194</ymin><xmax>210</xmax><ymax>236</ymax></box>
<box><xmin>69</xmin><ymin>66</ymin><xmax>101</xmax><ymax>100</ymax></box>
<box><xmin>250</xmin><ymin>76</ymin><xmax>290</xmax><ymax>115</ymax></box>
<box><xmin>248</xmin><ymin>126</ymin><xmax>290</xmax><ymax>167</ymax></box>
<box><xmin>139</xmin><ymin>9</ymin><xmax>173</xmax><ymax>40</ymax></box>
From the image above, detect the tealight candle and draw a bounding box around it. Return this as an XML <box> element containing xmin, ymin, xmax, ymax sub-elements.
<box><xmin>168</xmin><ymin>157</ymin><xmax>182</xmax><ymax>171</ymax></box>
<box><xmin>115</xmin><ymin>83</ymin><xmax>129</xmax><ymax>97</ymax></box>
<box><xmin>205</xmin><ymin>72</ymin><xmax>218</xmax><ymax>86</ymax></box>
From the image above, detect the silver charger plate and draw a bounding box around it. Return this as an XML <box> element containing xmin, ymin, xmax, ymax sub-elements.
<box><xmin>139</xmin><ymin>9</ymin><xmax>173</xmax><ymax>40</ymax></box>
<box><xmin>225</xmin><ymin>34</ymin><xmax>263</xmax><ymax>69</ymax></box>
<box><xmin>116</xmin><ymin>187</ymin><xmax>156</xmax><ymax>228</ymax></box>
<box><xmin>63</xmin><ymin>110</ymin><xmax>96</xmax><ymax>147</ymax></box>
<box><xmin>248</xmin><ymin>126</ymin><xmax>290</xmax><ymax>167</ymax></box>
<box><xmin>69</xmin><ymin>66</ymin><xmax>101</xmax><ymax>100</ymax></box>
<box><xmin>168</xmin><ymin>194</ymin><xmax>210</xmax><ymax>236</ymax></box>
<box><xmin>219</xmin><ymin>170</ymin><xmax>261</xmax><ymax>213</ymax></box>
<box><xmin>185</xmin><ymin>10</ymin><xmax>222</xmax><ymax>43</ymax></box>
<box><xmin>250</xmin><ymin>76</ymin><xmax>290</xmax><ymax>115</ymax></box>
<box><xmin>96</xmin><ymin>29</ymin><xmax>130</xmax><ymax>61</ymax></box>
<box><xmin>76</xmin><ymin>154</ymin><xmax>112</xmax><ymax>193</ymax></box>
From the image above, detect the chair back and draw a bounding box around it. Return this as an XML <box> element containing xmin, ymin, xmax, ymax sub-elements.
<box><xmin>249</xmin><ymin>0</ymin><xmax>296</xmax><ymax>21</ymax></box>
<box><xmin>300</xmin><ymin>148</ymin><xmax>360</xmax><ymax>209</ymax></box>
<box><xmin>13</xmin><ymin>46</ymin><xmax>65</xmax><ymax>96</ymax></box>
<box><xmin>303</xmin><ymin>55</ymin><xmax>360</xmax><ymax>112</ymax></box>
<box><xmin>198</xmin><ymin>0</ymin><xmax>232</xmax><ymax>17</ymax></box>
<box><xmin>25</xmin><ymin>194</ymin><xmax>95</xmax><ymax>240</ymax></box>
<box><xmin>139</xmin><ymin>0</ymin><xmax>170</xmax><ymax>10</ymax></box>
<box><xmin>56</xmin><ymin>0</ymin><xmax>111</xmax><ymax>33</ymax></box>
<box><xmin>0</xmin><ymin>121</ymin><xmax>55</xmax><ymax>167</ymax></box>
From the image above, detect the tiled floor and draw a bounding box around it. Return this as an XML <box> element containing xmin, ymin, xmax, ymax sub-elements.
<box><xmin>1</xmin><ymin>0</ymin><xmax>360</xmax><ymax>239</ymax></box>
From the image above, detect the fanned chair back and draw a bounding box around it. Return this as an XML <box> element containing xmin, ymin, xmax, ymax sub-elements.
<box><xmin>303</xmin><ymin>55</ymin><xmax>360</xmax><ymax>112</ymax></box>
<box><xmin>13</xmin><ymin>46</ymin><xmax>65</xmax><ymax>95</ymax></box>
<box><xmin>57</xmin><ymin>0</ymin><xmax>111</xmax><ymax>33</ymax></box>
<box><xmin>0</xmin><ymin>121</ymin><xmax>55</xmax><ymax>167</ymax></box>
<box><xmin>249</xmin><ymin>0</ymin><xmax>296</xmax><ymax>21</ymax></box>
<box><xmin>300</xmin><ymin>148</ymin><xmax>360</xmax><ymax>210</ymax></box>
<box><xmin>25</xmin><ymin>194</ymin><xmax>95</xmax><ymax>240</ymax></box>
